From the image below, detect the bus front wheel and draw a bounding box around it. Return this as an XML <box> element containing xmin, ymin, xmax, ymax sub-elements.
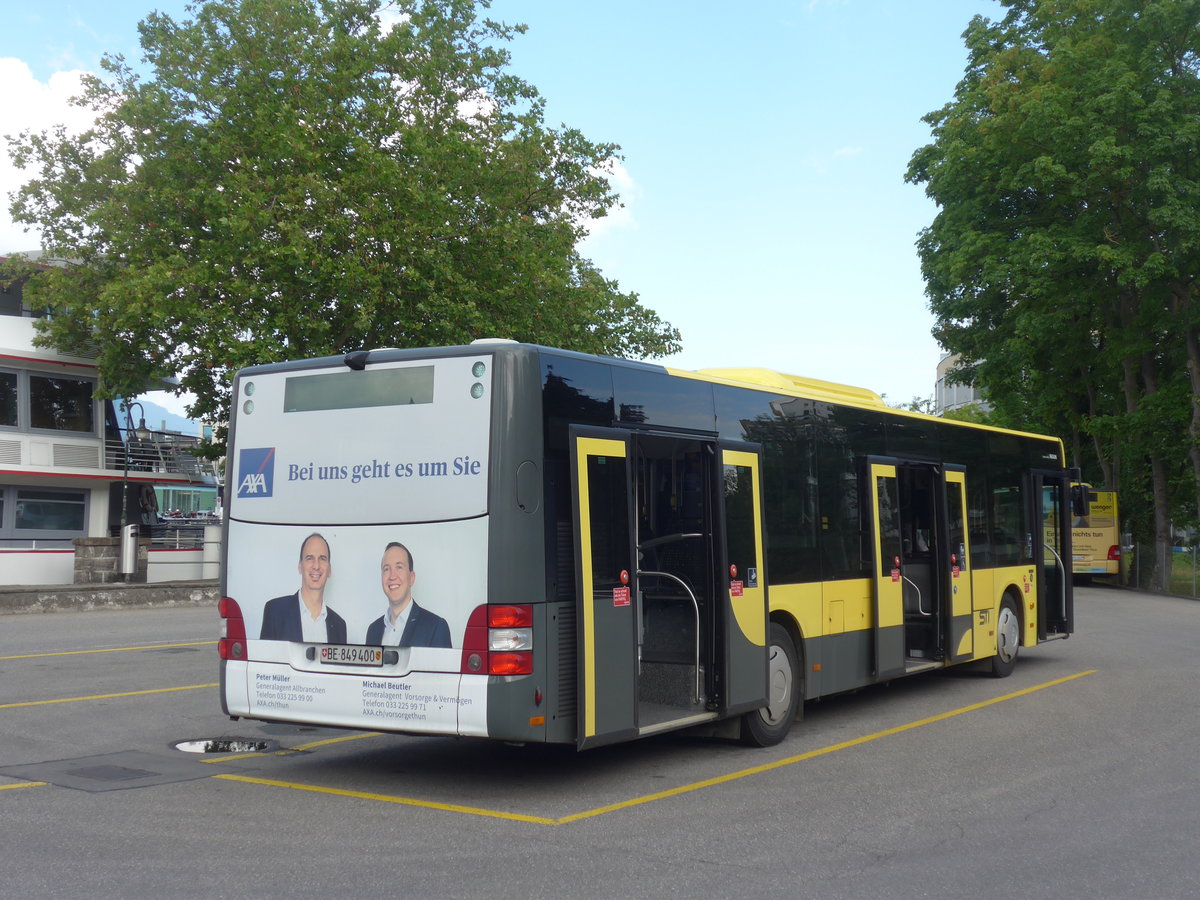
<box><xmin>741</xmin><ymin>623</ymin><xmax>801</xmax><ymax>747</ymax></box>
<box><xmin>990</xmin><ymin>596</ymin><xmax>1020</xmax><ymax>678</ymax></box>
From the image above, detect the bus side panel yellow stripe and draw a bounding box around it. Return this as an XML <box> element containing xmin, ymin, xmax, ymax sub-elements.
<box><xmin>574</xmin><ymin>437</ymin><xmax>627</xmax><ymax>740</ymax></box>
<box><xmin>723</xmin><ymin>448</ymin><xmax>766</xmax><ymax>646</ymax></box>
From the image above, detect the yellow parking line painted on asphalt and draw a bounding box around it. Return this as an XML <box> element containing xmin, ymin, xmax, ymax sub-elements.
<box><xmin>0</xmin><ymin>781</ymin><xmax>47</xmax><ymax>791</ymax></box>
<box><xmin>213</xmin><ymin>670</ymin><xmax>1097</xmax><ymax>826</ymax></box>
<box><xmin>290</xmin><ymin>731</ymin><xmax>385</xmax><ymax>752</ymax></box>
<box><xmin>0</xmin><ymin>683</ymin><xmax>218</xmax><ymax>709</ymax></box>
<box><xmin>0</xmin><ymin>641</ymin><xmax>216</xmax><ymax>661</ymax></box>
<box><xmin>213</xmin><ymin>774</ymin><xmax>560</xmax><ymax>825</ymax></box>
<box><xmin>198</xmin><ymin>730</ymin><xmax>384</xmax><ymax>763</ymax></box>
<box><xmin>556</xmin><ymin>668</ymin><xmax>1099</xmax><ymax>824</ymax></box>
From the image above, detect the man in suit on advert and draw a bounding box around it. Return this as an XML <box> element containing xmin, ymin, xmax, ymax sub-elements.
<box><xmin>365</xmin><ymin>542</ymin><xmax>452</xmax><ymax>648</ymax></box>
<box><xmin>260</xmin><ymin>533</ymin><xmax>347</xmax><ymax>643</ymax></box>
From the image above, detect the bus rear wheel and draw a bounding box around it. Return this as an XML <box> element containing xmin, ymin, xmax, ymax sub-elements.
<box><xmin>741</xmin><ymin>622</ymin><xmax>801</xmax><ymax>747</ymax></box>
<box><xmin>990</xmin><ymin>596</ymin><xmax>1020</xmax><ymax>678</ymax></box>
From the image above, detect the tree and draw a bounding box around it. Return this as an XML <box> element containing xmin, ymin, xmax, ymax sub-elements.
<box><xmin>906</xmin><ymin>0</ymin><xmax>1200</xmax><ymax>590</ymax></box>
<box><xmin>5</xmin><ymin>0</ymin><xmax>680</xmax><ymax>449</ymax></box>
<box><xmin>886</xmin><ymin>395</ymin><xmax>936</xmax><ymax>415</ymax></box>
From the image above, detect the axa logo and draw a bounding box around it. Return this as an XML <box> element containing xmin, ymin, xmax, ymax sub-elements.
<box><xmin>237</xmin><ymin>447</ymin><xmax>275</xmax><ymax>498</ymax></box>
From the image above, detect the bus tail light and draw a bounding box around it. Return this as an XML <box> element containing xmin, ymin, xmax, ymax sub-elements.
<box><xmin>461</xmin><ymin>604</ymin><xmax>533</xmax><ymax>675</ymax></box>
<box><xmin>1107</xmin><ymin>545</ymin><xmax>1121</xmax><ymax>561</ymax></box>
<box><xmin>218</xmin><ymin>597</ymin><xmax>248</xmax><ymax>660</ymax></box>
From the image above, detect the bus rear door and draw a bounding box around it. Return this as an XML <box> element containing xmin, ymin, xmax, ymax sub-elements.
<box><xmin>569</xmin><ymin>428</ymin><xmax>768</xmax><ymax>748</ymax></box>
<box><xmin>1033</xmin><ymin>470</ymin><xmax>1073</xmax><ymax>638</ymax></box>
<box><xmin>867</xmin><ymin>459</ymin><xmax>975</xmax><ymax>678</ymax></box>
<box><xmin>570</xmin><ymin>428</ymin><xmax>639</xmax><ymax>749</ymax></box>
<box><xmin>867</xmin><ymin>461</ymin><xmax>906</xmax><ymax>680</ymax></box>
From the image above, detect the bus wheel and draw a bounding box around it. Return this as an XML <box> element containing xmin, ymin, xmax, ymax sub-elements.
<box><xmin>990</xmin><ymin>596</ymin><xmax>1020</xmax><ymax>678</ymax></box>
<box><xmin>741</xmin><ymin>623</ymin><xmax>801</xmax><ymax>747</ymax></box>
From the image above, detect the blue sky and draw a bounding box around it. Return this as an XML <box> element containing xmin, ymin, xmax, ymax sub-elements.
<box><xmin>1</xmin><ymin>0</ymin><xmax>1001</xmax><ymax>411</ymax></box>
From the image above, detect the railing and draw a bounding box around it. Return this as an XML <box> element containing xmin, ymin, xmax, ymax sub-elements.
<box><xmin>0</xmin><ymin>537</ymin><xmax>75</xmax><ymax>550</ymax></box>
<box><xmin>150</xmin><ymin>520</ymin><xmax>218</xmax><ymax>549</ymax></box>
<box><xmin>147</xmin><ymin>524</ymin><xmax>222</xmax><ymax>581</ymax></box>
<box><xmin>105</xmin><ymin>429</ymin><xmax>219</xmax><ymax>480</ymax></box>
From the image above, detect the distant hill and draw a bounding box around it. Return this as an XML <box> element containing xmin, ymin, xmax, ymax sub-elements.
<box><xmin>120</xmin><ymin>399</ymin><xmax>202</xmax><ymax>437</ymax></box>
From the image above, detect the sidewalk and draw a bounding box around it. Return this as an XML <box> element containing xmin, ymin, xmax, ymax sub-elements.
<box><xmin>0</xmin><ymin>580</ymin><xmax>219</xmax><ymax>615</ymax></box>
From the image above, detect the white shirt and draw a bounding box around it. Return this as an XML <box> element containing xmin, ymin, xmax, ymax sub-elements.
<box><xmin>379</xmin><ymin>602</ymin><xmax>413</xmax><ymax>646</ymax></box>
<box><xmin>298</xmin><ymin>592</ymin><xmax>329</xmax><ymax>643</ymax></box>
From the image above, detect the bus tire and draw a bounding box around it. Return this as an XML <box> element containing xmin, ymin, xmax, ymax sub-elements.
<box><xmin>741</xmin><ymin>622</ymin><xmax>801</xmax><ymax>747</ymax></box>
<box><xmin>990</xmin><ymin>595</ymin><xmax>1020</xmax><ymax>678</ymax></box>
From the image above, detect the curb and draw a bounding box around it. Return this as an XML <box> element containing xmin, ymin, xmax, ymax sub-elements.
<box><xmin>0</xmin><ymin>580</ymin><xmax>219</xmax><ymax>615</ymax></box>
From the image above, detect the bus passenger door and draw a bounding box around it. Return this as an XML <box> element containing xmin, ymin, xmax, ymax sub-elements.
<box><xmin>570</xmin><ymin>427</ymin><xmax>638</xmax><ymax>749</ymax></box>
<box><xmin>944</xmin><ymin>468</ymin><xmax>974</xmax><ymax>662</ymax></box>
<box><xmin>866</xmin><ymin>460</ymin><xmax>906</xmax><ymax>679</ymax></box>
<box><xmin>717</xmin><ymin>444</ymin><xmax>769</xmax><ymax>716</ymax></box>
<box><xmin>1033</xmin><ymin>470</ymin><xmax>1074</xmax><ymax>638</ymax></box>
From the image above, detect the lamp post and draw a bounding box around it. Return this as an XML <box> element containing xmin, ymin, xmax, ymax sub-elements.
<box><xmin>119</xmin><ymin>400</ymin><xmax>151</xmax><ymax>581</ymax></box>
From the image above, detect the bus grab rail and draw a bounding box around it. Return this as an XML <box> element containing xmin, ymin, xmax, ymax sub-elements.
<box><xmin>636</xmin><ymin>531</ymin><xmax>706</xmax><ymax>706</ymax></box>
<box><xmin>1044</xmin><ymin>542</ymin><xmax>1068</xmax><ymax>621</ymax></box>
<box><xmin>635</xmin><ymin>568</ymin><xmax>702</xmax><ymax>704</ymax></box>
<box><xmin>901</xmin><ymin>574</ymin><xmax>930</xmax><ymax>617</ymax></box>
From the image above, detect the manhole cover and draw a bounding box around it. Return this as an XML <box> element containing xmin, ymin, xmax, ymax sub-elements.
<box><xmin>66</xmin><ymin>764</ymin><xmax>159</xmax><ymax>782</ymax></box>
<box><xmin>0</xmin><ymin>750</ymin><xmax>214</xmax><ymax>792</ymax></box>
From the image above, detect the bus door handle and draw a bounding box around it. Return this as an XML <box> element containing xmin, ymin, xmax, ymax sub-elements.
<box><xmin>637</xmin><ymin>568</ymin><xmax>702</xmax><ymax>704</ymax></box>
<box><xmin>901</xmin><ymin>574</ymin><xmax>930</xmax><ymax>616</ymax></box>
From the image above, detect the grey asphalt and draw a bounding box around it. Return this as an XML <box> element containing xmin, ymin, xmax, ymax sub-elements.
<box><xmin>1</xmin><ymin>586</ymin><xmax>1197</xmax><ymax>900</ymax></box>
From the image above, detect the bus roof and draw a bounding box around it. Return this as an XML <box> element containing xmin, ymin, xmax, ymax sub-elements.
<box><xmin>233</xmin><ymin>341</ymin><xmax>1062</xmax><ymax>453</ymax></box>
<box><xmin>682</xmin><ymin>367</ymin><xmax>887</xmax><ymax>408</ymax></box>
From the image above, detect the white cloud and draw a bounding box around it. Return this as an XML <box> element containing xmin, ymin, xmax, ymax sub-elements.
<box><xmin>0</xmin><ymin>58</ymin><xmax>94</xmax><ymax>253</ymax></box>
<box><xmin>582</xmin><ymin>156</ymin><xmax>637</xmax><ymax>240</ymax></box>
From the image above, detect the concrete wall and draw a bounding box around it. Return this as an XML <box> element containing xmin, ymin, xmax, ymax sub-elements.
<box><xmin>0</xmin><ymin>549</ymin><xmax>76</xmax><ymax>585</ymax></box>
<box><xmin>1</xmin><ymin>524</ymin><xmax>221</xmax><ymax>587</ymax></box>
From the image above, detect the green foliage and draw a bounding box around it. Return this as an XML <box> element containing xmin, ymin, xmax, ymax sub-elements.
<box><xmin>906</xmin><ymin>0</ymin><xmax>1200</xmax><ymax>583</ymax></box>
<box><xmin>885</xmin><ymin>395</ymin><xmax>936</xmax><ymax>415</ymax></box>
<box><xmin>6</xmin><ymin>0</ymin><xmax>680</xmax><ymax>447</ymax></box>
<box><xmin>940</xmin><ymin>403</ymin><xmax>1000</xmax><ymax>427</ymax></box>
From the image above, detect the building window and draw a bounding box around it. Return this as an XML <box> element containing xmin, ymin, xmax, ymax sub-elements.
<box><xmin>29</xmin><ymin>374</ymin><xmax>95</xmax><ymax>433</ymax></box>
<box><xmin>0</xmin><ymin>371</ymin><xmax>16</xmax><ymax>427</ymax></box>
<box><xmin>1</xmin><ymin>485</ymin><xmax>89</xmax><ymax>544</ymax></box>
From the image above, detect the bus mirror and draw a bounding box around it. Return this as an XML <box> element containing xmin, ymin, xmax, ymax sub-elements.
<box><xmin>1071</xmin><ymin>483</ymin><xmax>1090</xmax><ymax>517</ymax></box>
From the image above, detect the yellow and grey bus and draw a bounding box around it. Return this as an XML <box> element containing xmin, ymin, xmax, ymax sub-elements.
<box><xmin>1070</xmin><ymin>487</ymin><xmax>1120</xmax><ymax>579</ymax></box>
<box><xmin>218</xmin><ymin>342</ymin><xmax>1075</xmax><ymax>749</ymax></box>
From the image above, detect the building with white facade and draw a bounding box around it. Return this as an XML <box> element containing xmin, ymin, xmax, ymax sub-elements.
<box><xmin>934</xmin><ymin>352</ymin><xmax>992</xmax><ymax>416</ymax></box>
<box><xmin>1</xmin><ymin>257</ymin><xmax>218</xmax><ymax>584</ymax></box>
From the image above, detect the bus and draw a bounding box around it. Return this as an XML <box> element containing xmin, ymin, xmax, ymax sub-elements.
<box><xmin>218</xmin><ymin>342</ymin><xmax>1076</xmax><ymax>750</ymax></box>
<box><xmin>1071</xmin><ymin>486</ymin><xmax>1120</xmax><ymax>579</ymax></box>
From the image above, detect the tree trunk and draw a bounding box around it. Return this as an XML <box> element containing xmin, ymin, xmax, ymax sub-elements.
<box><xmin>1139</xmin><ymin>350</ymin><xmax>1173</xmax><ymax>592</ymax></box>
<box><xmin>1150</xmin><ymin>455</ymin><xmax>1172</xmax><ymax>592</ymax></box>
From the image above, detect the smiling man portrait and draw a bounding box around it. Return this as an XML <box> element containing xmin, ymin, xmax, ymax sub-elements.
<box><xmin>365</xmin><ymin>542</ymin><xmax>452</xmax><ymax>648</ymax></box>
<box><xmin>259</xmin><ymin>533</ymin><xmax>348</xmax><ymax>644</ymax></box>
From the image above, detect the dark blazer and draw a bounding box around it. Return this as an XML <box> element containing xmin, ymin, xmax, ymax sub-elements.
<box><xmin>365</xmin><ymin>601</ymin><xmax>452</xmax><ymax>648</ymax></box>
<box><xmin>260</xmin><ymin>592</ymin><xmax>347</xmax><ymax>643</ymax></box>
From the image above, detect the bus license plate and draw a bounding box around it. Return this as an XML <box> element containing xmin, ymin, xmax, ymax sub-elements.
<box><xmin>318</xmin><ymin>645</ymin><xmax>384</xmax><ymax>667</ymax></box>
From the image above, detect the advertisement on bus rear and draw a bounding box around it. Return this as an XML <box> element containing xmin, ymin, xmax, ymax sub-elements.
<box><xmin>1071</xmin><ymin>490</ymin><xmax>1119</xmax><ymax>575</ymax></box>
<box><xmin>229</xmin><ymin>356</ymin><xmax>492</xmax><ymax>525</ymax></box>
<box><xmin>224</xmin><ymin>517</ymin><xmax>489</xmax><ymax>734</ymax></box>
<box><xmin>222</xmin><ymin>355</ymin><xmax>495</xmax><ymax>734</ymax></box>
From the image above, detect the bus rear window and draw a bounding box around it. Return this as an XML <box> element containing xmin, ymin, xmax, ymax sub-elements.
<box><xmin>283</xmin><ymin>366</ymin><xmax>435</xmax><ymax>412</ymax></box>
